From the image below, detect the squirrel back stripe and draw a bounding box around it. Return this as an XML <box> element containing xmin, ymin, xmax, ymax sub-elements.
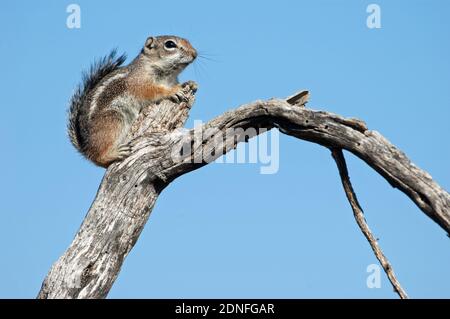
<box><xmin>67</xmin><ymin>49</ymin><xmax>127</xmax><ymax>153</ymax></box>
<box><xmin>89</xmin><ymin>73</ymin><xmax>128</xmax><ymax>118</ymax></box>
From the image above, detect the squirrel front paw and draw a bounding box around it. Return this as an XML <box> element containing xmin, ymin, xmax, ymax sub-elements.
<box><xmin>169</xmin><ymin>81</ymin><xmax>198</xmax><ymax>103</ymax></box>
<box><xmin>116</xmin><ymin>142</ymin><xmax>133</xmax><ymax>160</ymax></box>
<box><xmin>181</xmin><ymin>80</ymin><xmax>198</xmax><ymax>93</ymax></box>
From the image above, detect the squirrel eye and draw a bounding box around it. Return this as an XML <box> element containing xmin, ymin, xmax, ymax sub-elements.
<box><xmin>164</xmin><ymin>40</ymin><xmax>177</xmax><ymax>49</ymax></box>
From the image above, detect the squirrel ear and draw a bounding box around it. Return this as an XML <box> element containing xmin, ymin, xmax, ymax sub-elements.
<box><xmin>145</xmin><ymin>36</ymin><xmax>156</xmax><ymax>49</ymax></box>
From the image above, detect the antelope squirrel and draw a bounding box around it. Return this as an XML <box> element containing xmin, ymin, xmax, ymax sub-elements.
<box><xmin>68</xmin><ymin>35</ymin><xmax>198</xmax><ymax>167</ymax></box>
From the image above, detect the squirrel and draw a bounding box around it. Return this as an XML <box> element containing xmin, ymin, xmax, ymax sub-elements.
<box><xmin>67</xmin><ymin>35</ymin><xmax>198</xmax><ymax>167</ymax></box>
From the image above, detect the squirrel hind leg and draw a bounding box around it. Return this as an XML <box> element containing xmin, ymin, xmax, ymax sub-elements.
<box><xmin>95</xmin><ymin>145</ymin><xmax>131</xmax><ymax>167</ymax></box>
<box><xmin>87</xmin><ymin>111</ymin><xmax>131</xmax><ymax>168</ymax></box>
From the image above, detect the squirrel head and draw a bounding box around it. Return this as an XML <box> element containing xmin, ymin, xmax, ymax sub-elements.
<box><xmin>140</xmin><ymin>35</ymin><xmax>197</xmax><ymax>76</ymax></box>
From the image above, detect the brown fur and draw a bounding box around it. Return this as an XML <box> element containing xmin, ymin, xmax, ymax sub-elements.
<box><xmin>179</xmin><ymin>39</ymin><xmax>196</xmax><ymax>56</ymax></box>
<box><xmin>87</xmin><ymin>110</ymin><xmax>125</xmax><ymax>167</ymax></box>
<box><xmin>96</xmin><ymin>77</ymin><xmax>128</xmax><ymax>108</ymax></box>
<box><xmin>128</xmin><ymin>82</ymin><xmax>179</xmax><ymax>101</ymax></box>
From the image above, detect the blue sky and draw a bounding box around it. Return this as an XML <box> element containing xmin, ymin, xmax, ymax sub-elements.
<box><xmin>0</xmin><ymin>0</ymin><xmax>449</xmax><ymax>298</ymax></box>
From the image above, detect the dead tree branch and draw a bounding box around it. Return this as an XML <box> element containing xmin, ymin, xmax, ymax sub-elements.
<box><xmin>38</xmin><ymin>88</ymin><xmax>450</xmax><ymax>298</ymax></box>
<box><xmin>331</xmin><ymin>148</ymin><xmax>408</xmax><ymax>299</ymax></box>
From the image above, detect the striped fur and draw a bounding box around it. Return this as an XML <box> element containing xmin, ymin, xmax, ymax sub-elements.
<box><xmin>67</xmin><ymin>49</ymin><xmax>127</xmax><ymax>153</ymax></box>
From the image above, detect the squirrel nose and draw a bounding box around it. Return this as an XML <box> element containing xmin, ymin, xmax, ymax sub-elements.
<box><xmin>191</xmin><ymin>49</ymin><xmax>197</xmax><ymax>60</ymax></box>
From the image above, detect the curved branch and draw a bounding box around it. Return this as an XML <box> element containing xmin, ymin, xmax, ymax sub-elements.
<box><xmin>38</xmin><ymin>89</ymin><xmax>450</xmax><ymax>298</ymax></box>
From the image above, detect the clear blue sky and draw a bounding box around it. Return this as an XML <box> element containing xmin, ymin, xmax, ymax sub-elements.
<box><xmin>1</xmin><ymin>0</ymin><xmax>449</xmax><ymax>298</ymax></box>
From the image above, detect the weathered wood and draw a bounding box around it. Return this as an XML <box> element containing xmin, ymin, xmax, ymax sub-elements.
<box><xmin>331</xmin><ymin>148</ymin><xmax>408</xmax><ymax>299</ymax></box>
<box><xmin>38</xmin><ymin>87</ymin><xmax>450</xmax><ymax>298</ymax></box>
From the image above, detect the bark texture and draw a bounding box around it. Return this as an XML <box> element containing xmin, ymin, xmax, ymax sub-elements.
<box><xmin>38</xmin><ymin>88</ymin><xmax>450</xmax><ymax>298</ymax></box>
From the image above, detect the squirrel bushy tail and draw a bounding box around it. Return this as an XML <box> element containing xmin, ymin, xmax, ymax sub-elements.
<box><xmin>67</xmin><ymin>49</ymin><xmax>127</xmax><ymax>153</ymax></box>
